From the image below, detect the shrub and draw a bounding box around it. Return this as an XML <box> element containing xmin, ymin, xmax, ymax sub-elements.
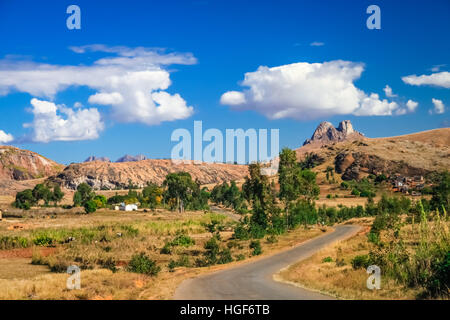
<box><xmin>217</xmin><ymin>248</ymin><xmax>233</xmax><ymax>264</ymax></box>
<box><xmin>160</xmin><ymin>242</ymin><xmax>172</xmax><ymax>255</ymax></box>
<box><xmin>0</xmin><ymin>236</ymin><xmax>29</xmax><ymax>249</ymax></box>
<box><xmin>351</xmin><ymin>254</ymin><xmax>371</xmax><ymax>270</ymax></box>
<box><xmin>367</xmin><ymin>232</ymin><xmax>380</xmax><ymax>244</ymax></box>
<box><xmin>340</xmin><ymin>181</ymin><xmax>350</xmax><ymax>189</ymax></box>
<box><xmin>171</xmin><ymin>234</ymin><xmax>195</xmax><ymax>247</ymax></box>
<box><xmin>322</xmin><ymin>256</ymin><xmax>333</xmax><ymax>263</ymax></box>
<box><xmin>84</xmin><ymin>200</ymin><xmax>97</xmax><ymax>214</ymax></box>
<box><xmin>203</xmin><ymin>237</ymin><xmax>220</xmax><ymax>265</ymax></box>
<box><xmin>128</xmin><ymin>252</ymin><xmax>160</xmax><ymax>276</ymax></box>
<box><xmin>233</xmin><ymin>224</ymin><xmax>250</xmax><ymax>240</ymax></box>
<box><xmin>236</xmin><ymin>254</ymin><xmax>246</xmax><ymax>261</ymax></box>
<box><xmin>99</xmin><ymin>257</ymin><xmax>117</xmax><ymax>272</ymax></box>
<box><xmin>250</xmin><ymin>240</ymin><xmax>262</xmax><ymax>256</ymax></box>
<box><xmin>33</xmin><ymin>234</ymin><xmax>53</xmax><ymax>246</ymax></box>
<box><xmin>425</xmin><ymin>251</ymin><xmax>450</xmax><ymax>298</ymax></box>
<box><xmin>168</xmin><ymin>255</ymin><xmax>191</xmax><ymax>272</ymax></box>
<box><xmin>266</xmin><ymin>234</ymin><xmax>278</xmax><ymax>244</ymax></box>
<box><xmin>335</xmin><ymin>258</ymin><xmax>345</xmax><ymax>267</ymax></box>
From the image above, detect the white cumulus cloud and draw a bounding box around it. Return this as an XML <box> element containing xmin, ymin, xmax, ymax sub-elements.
<box><xmin>383</xmin><ymin>85</ymin><xmax>397</xmax><ymax>97</ymax></box>
<box><xmin>220</xmin><ymin>60</ymin><xmax>403</xmax><ymax>120</ymax></box>
<box><xmin>406</xmin><ymin>100</ymin><xmax>419</xmax><ymax>112</ymax></box>
<box><xmin>24</xmin><ymin>98</ymin><xmax>104</xmax><ymax>143</ymax></box>
<box><xmin>0</xmin><ymin>45</ymin><xmax>196</xmax><ymax>126</ymax></box>
<box><xmin>402</xmin><ymin>71</ymin><xmax>450</xmax><ymax>88</ymax></box>
<box><xmin>0</xmin><ymin>130</ymin><xmax>14</xmax><ymax>144</ymax></box>
<box><xmin>431</xmin><ymin>98</ymin><xmax>445</xmax><ymax>114</ymax></box>
<box><xmin>88</xmin><ymin>92</ymin><xmax>124</xmax><ymax>105</ymax></box>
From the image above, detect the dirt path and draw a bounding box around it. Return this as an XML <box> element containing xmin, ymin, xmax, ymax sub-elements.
<box><xmin>210</xmin><ymin>205</ymin><xmax>242</xmax><ymax>222</ymax></box>
<box><xmin>173</xmin><ymin>224</ymin><xmax>360</xmax><ymax>300</ymax></box>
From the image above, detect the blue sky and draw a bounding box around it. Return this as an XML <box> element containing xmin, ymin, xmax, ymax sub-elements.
<box><xmin>0</xmin><ymin>0</ymin><xmax>449</xmax><ymax>164</ymax></box>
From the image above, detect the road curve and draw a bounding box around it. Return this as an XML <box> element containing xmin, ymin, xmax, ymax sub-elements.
<box><xmin>173</xmin><ymin>224</ymin><xmax>360</xmax><ymax>300</ymax></box>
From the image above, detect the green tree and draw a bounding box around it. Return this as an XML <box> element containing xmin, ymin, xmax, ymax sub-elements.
<box><xmin>32</xmin><ymin>184</ymin><xmax>52</xmax><ymax>205</ymax></box>
<box><xmin>141</xmin><ymin>183</ymin><xmax>163</xmax><ymax>209</ymax></box>
<box><xmin>73</xmin><ymin>183</ymin><xmax>95</xmax><ymax>207</ymax></box>
<box><xmin>84</xmin><ymin>199</ymin><xmax>97</xmax><ymax>213</ymax></box>
<box><xmin>14</xmin><ymin>189</ymin><xmax>35</xmax><ymax>210</ymax></box>
<box><xmin>52</xmin><ymin>185</ymin><xmax>64</xmax><ymax>205</ymax></box>
<box><xmin>163</xmin><ymin>172</ymin><xmax>196</xmax><ymax>213</ymax></box>
<box><xmin>93</xmin><ymin>195</ymin><xmax>107</xmax><ymax>208</ymax></box>
<box><xmin>278</xmin><ymin>148</ymin><xmax>300</xmax><ymax>229</ymax></box>
<box><xmin>430</xmin><ymin>171</ymin><xmax>450</xmax><ymax>212</ymax></box>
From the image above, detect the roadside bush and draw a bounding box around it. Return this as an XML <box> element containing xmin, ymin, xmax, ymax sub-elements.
<box><xmin>203</xmin><ymin>237</ymin><xmax>220</xmax><ymax>265</ymax></box>
<box><xmin>217</xmin><ymin>248</ymin><xmax>233</xmax><ymax>264</ymax></box>
<box><xmin>236</xmin><ymin>254</ymin><xmax>246</xmax><ymax>261</ymax></box>
<box><xmin>425</xmin><ymin>251</ymin><xmax>450</xmax><ymax>298</ymax></box>
<box><xmin>322</xmin><ymin>256</ymin><xmax>333</xmax><ymax>263</ymax></box>
<box><xmin>367</xmin><ymin>232</ymin><xmax>380</xmax><ymax>244</ymax></box>
<box><xmin>128</xmin><ymin>252</ymin><xmax>160</xmax><ymax>276</ymax></box>
<box><xmin>250</xmin><ymin>240</ymin><xmax>262</xmax><ymax>256</ymax></box>
<box><xmin>266</xmin><ymin>234</ymin><xmax>278</xmax><ymax>244</ymax></box>
<box><xmin>168</xmin><ymin>255</ymin><xmax>191</xmax><ymax>272</ymax></box>
<box><xmin>351</xmin><ymin>254</ymin><xmax>371</xmax><ymax>269</ymax></box>
<box><xmin>233</xmin><ymin>224</ymin><xmax>250</xmax><ymax>240</ymax></box>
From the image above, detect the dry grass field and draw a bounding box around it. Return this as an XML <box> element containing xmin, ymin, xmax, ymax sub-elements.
<box><xmin>0</xmin><ymin>207</ymin><xmax>330</xmax><ymax>300</ymax></box>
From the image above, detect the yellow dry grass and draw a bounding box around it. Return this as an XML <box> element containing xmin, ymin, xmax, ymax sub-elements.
<box><xmin>0</xmin><ymin>207</ymin><xmax>330</xmax><ymax>300</ymax></box>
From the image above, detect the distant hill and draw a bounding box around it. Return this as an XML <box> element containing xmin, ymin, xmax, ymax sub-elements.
<box><xmin>115</xmin><ymin>154</ymin><xmax>148</xmax><ymax>162</ymax></box>
<box><xmin>296</xmin><ymin>124</ymin><xmax>450</xmax><ymax>181</ymax></box>
<box><xmin>0</xmin><ymin>146</ymin><xmax>63</xmax><ymax>181</ymax></box>
<box><xmin>48</xmin><ymin>160</ymin><xmax>248</xmax><ymax>190</ymax></box>
<box><xmin>84</xmin><ymin>156</ymin><xmax>111</xmax><ymax>163</ymax></box>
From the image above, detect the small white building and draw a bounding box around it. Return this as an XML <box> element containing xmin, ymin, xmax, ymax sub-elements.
<box><xmin>119</xmin><ymin>202</ymin><xmax>138</xmax><ymax>211</ymax></box>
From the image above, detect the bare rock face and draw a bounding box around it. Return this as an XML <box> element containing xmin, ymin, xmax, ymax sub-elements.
<box><xmin>115</xmin><ymin>154</ymin><xmax>148</xmax><ymax>162</ymax></box>
<box><xmin>303</xmin><ymin>120</ymin><xmax>363</xmax><ymax>146</ymax></box>
<box><xmin>0</xmin><ymin>146</ymin><xmax>63</xmax><ymax>181</ymax></box>
<box><xmin>84</xmin><ymin>156</ymin><xmax>111</xmax><ymax>163</ymax></box>
<box><xmin>48</xmin><ymin>159</ymin><xmax>249</xmax><ymax>190</ymax></box>
<box><xmin>338</xmin><ymin>120</ymin><xmax>354</xmax><ymax>135</ymax></box>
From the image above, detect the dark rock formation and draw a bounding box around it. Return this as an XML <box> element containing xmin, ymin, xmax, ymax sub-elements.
<box><xmin>303</xmin><ymin>120</ymin><xmax>363</xmax><ymax>146</ymax></box>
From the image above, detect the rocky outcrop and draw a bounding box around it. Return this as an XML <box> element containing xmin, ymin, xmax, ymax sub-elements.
<box><xmin>115</xmin><ymin>154</ymin><xmax>148</xmax><ymax>162</ymax></box>
<box><xmin>48</xmin><ymin>159</ymin><xmax>249</xmax><ymax>190</ymax></box>
<box><xmin>84</xmin><ymin>156</ymin><xmax>111</xmax><ymax>163</ymax></box>
<box><xmin>0</xmin><ymin>146</ymin><xmax>63</xmax><ymax>181</ymax></box>
<box><xmin>303</xmin><ymin>120</ymin><xmax>363</xmax><ymax>146</ymax></box>
<box><xmin>335</xmin><ymin>152</ymin><xmax>430</xmax><ymax>181</ymax></box>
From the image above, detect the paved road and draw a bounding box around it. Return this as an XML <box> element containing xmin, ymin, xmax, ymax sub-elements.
<box><xmin>173</xmin><ymin>224</ymin><xmax>360</xmax><ymax>300</ymax></box>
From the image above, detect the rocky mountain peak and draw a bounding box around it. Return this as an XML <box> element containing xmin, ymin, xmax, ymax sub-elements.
<box><xmin>338</xmin><ymin>120</ymin><xmax>354</xmax><ymax>135</ymax></box>
<box><xmin>303</xmin><ymin>120</ymin><xmax>363</xmax><ymax>146</ymax></box>
<box><xmin>115</xmin><ymin>154</ymin><xmax>148</xmax><ymax>163</ymax></box>
<box><xmin>84</xmin><ymin>156</ymin><xmax>111</xmax><ymax>163</ymax></box>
